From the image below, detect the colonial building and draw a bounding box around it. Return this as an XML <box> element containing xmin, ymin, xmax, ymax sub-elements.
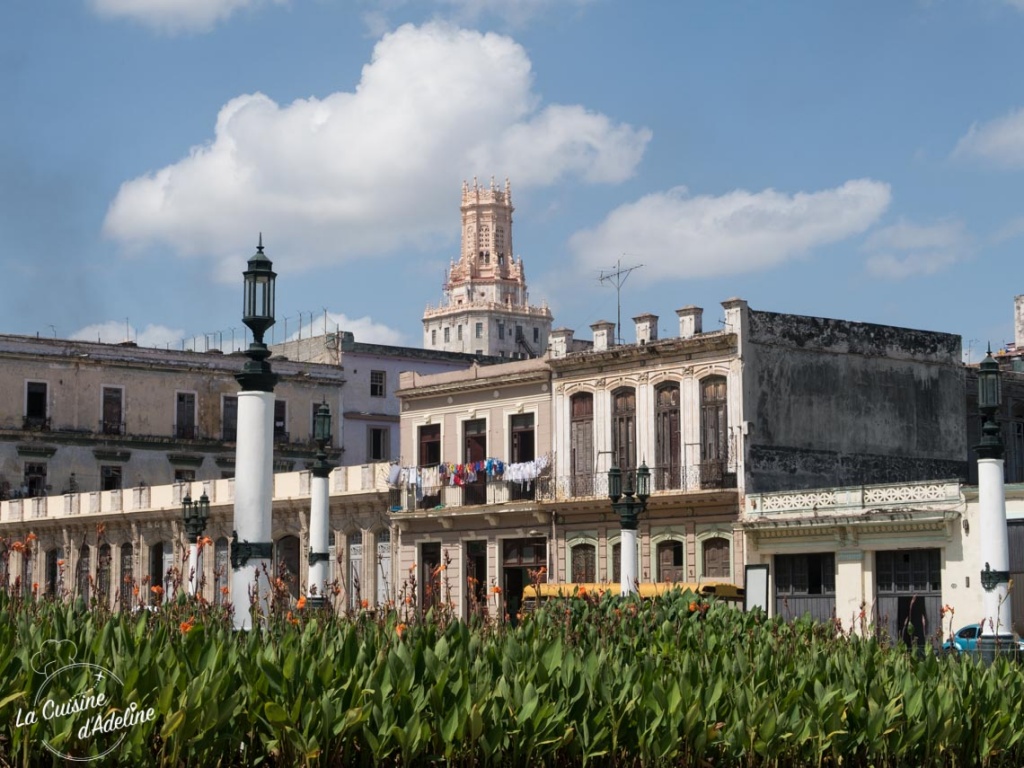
<box><xmin>393</xmin><ymin>298</ymin><xmax>968</xmax><ymax>620</ymax></box>
<box><xmin>0</xmin><ymin>335</ymin><xmax>346</xmax><ymax>498</ymax></box>
<box><xmin>422</xmin><ymin>178</ymin><xmax>553</xmax><ymax>359</ymax></box>
<box><xmin>0</xmin><ymin>463</ymin><xmax>393</xmax><ymax>610</ymax></box>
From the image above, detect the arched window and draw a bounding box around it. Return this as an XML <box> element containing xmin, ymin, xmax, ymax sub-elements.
<box><xmin>702</xmin><ymin>537</ymin><xmax>730</xmax><ymax>579</ymax></box>
<box><xmin>700</xmin><ymin>376</ymin><xmax>728</xmax><ymax>488</ymax></box>
<box><xmin>612</xmin><ymin>388</ymin><xmax>636</xmax><ymax>471</ymax></box>
<box><xmin>656</xmin><ymin>540</ymin><xmax>684</xmax><ymax>582</ymax></box>
<box><xmin>655</xmin><ymin>383</ymin><xmax>681</xmax><ymax>489</ymax></box>
<box><xmin>46</xmin><ymin>548</ymin><xmax>63</xmax><ymax>596</ymax></box>
<box><xmin>76</xmin><ymin>544</ymin><xmax>91</xmax><ymax>603</ymax></box>
<box><xmin>214</xmin><ymin>538</ymin><xmax>229</xmax><ymax>605</ymax></box>
<box><xmin>376</xmin><ymin>529</ymin><xmax>391</xmax><ymax>606</ymax></box>
<box><xmin>570</xmin><ymin>543</ymin><xmax>596</xmax><ymax>583</ymax></box>
<box><xmin>570</xmin><ymin>393</ymin><xmax>594</xmax><ymax>495</ymax></box>
<box><xmin>348</xmin><ymin>532</ymin><xmax>363</xmax><ymax>610</ymax></box>
<box><xmin>276</xmin><ymin>535</ymin><xmax>301</xmax><ymax>600</ymax></box>
<box><xmin>97</xmin><ymin>544</ymin><xmax>111</xmax><ymax>607</ymax></box>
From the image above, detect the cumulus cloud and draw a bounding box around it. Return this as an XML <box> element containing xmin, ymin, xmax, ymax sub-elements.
<box><xmin>103</xmin><ymin>23</ymin><xmax>650</xmax><ymax>278</ymax></box>
<box><xmin>568</xmin><ymin>180</ymin><xmax>891</xmax><ymax>280</ymax></box>
<box><xmin>71</xmin><ymin>321</ymin><xmax>186</xmax><ymax>348</ymax></box>
<box><xmin>863</xmin><ymin>219</ymin><xmax>972</xmax><ymax>279</ymax></box>
<box><xmin>436</xmin><ymin>0</ymin><xmax>594</xmax><ymax>25</ymax></box>
<box><xmin>952</xmin><ymin>107</ymin><xmax>1024</xmax><ymax>168</ymax></box>
<box><xmin>87</xmin><ymin>0</ymin><xmax>282</xmax><ymax>33</ymax></box>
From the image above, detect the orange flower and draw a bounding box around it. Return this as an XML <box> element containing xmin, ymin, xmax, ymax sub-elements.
<box><xmin>26</xmin><ymin>532</ymin><xmax>37</xmax><ymax>542</ymax></box>
<box><xmin>396</xmin><ymin>623</ymin><xmax>407</xmax><ymax>638</ymax></box>
<box><xmin>11</xmin><ymin>541</ymin><xmax>25</xmax><ymax>553</ymax></box>
<box><xmin>57</xmin><ymin>559</ymin><xmax>65</xmax><ymax>567</ymax></box>
<box><xmin>491</xmin><ymin>585</ymin><xmax>502</xmax><ymax>595</ymax></box>
<box><xmin>179</xmin><ymin>619</ymin><xmax>195</xmax><ymax>634</ymax></box>
<box><xmin>96</xmin><ymin>523</ymin><xmax>106</xmax><ymax>536</ymax></box>
<box><xmin>296</xmin><ymin>596</ymin><xmax>307</xmax><ymax>610</ymax></box>
<box><xmin>132</xmin><ymin>586</ymin><xmax>140</xmax><ymax>596</ymax></box>
<box><xmin>32</xmin><ymin>582</ymin><xmax>38</xmax><ymax>592</ymax></box>
<box><xmin>409</xmin><ymin>562</ymin><xmax>416</xmax><ymax>573</ymax></box>
<box><xmin>360</xmin><ymin>599</ymin><xmax>369</xmax><ymax>609</ymax></box>
<box><xmin>404</xmin><ymin>596</ymin><xmax>413</xmax><ymax>605</ymax></box>
<box><xmin>151</xmin><ymin>585</ymin><xmax>164</xmax><ymax>596</ymax></box>
<box><xmin>578</xmin><ymin>586</ymin><xmax>588</xmax><ymax>597</ymax></box>
<box><xmin>220</xmin><ymin>586</ymin><xmax>230</xmax><ymax>596</ymax></box>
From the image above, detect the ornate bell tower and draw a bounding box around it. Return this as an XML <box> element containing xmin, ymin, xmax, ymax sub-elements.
<box><xmin>423</xmin><ymin>177</ymin><xmax>552</xmax><ymax>358</ymax></box>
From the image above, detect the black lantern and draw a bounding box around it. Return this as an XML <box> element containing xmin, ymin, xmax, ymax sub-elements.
<box><xmin>635</xmin><ymin>462</ymin><xmax>651</xmax><ymax>502</ymax></box>
<box><xmin>313</xmin><ymin>402</ymin><xmax>332</xmax><ymax>447</ymax></box>
<box><xmin>242</xmin><ymin>234</ymin><xmax>276</xmax><ymax>345</ymax></box>
<box><xmin>976</xmin><ymin>344</ymin><xmax>1004</xmax><ymax>461</ymax></box>
<box><xmin>608</xmin><ymin>466</ymin><xmax>622</xmax><ymax>502</ymax></box>
<box><xmin>607</xmin><ymin>463</ymin><xmax>649</xmax><ymax>531</ymax></box>
<box><xmin>182</xmin><ymin>490</ymin><xmax>210</xmax><ymax>540</ymax></box>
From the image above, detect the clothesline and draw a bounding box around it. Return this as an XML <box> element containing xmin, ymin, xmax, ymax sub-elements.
<box><xmin>388</xmin><ymin>454</ymin><xmax>551</xmax><ymax>490</ymax></box>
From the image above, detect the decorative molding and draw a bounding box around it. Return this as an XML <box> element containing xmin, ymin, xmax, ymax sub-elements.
<box><xmin>17</xmin><ymin>444</ymin><xmax>57</xmax><ymax>458</ymax></box>
<box><xmin>167</xmin><ymin>453</ymin><xmax>204</xmax><ymax>467</ymax></box>
<box><xmin>93</xmin><ymin>448</ymin><xmax>131</xmax><ymax>463</ymax></box>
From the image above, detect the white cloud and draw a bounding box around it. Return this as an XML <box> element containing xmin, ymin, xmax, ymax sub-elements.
<box><xmin>952</xmin><ymin>107</ymin><xmax>1024</xmax><ymax>168</ymax></box>
<box><xmin>436</xmin><ymin>0</ymin><xmax>595</xmax><ymax>26</ymax></box>
<box><xmin>288</xmin><ymin>312</ymin><xmax>407</xmax><ymax>346</ymax></box>
<box><xmin>863</xmin><ymin>219</ymin><xmax>972</xmax><ymax>280</ymax></box>
<box><xmin>71</xmin><ymin>321</ymin><xmax>186</xmax><ymax>348</ymax></box>
<box><xmin>103</xmin><ymin>23</ymin><xmax>650</xmax><ymax>277</ymax></box>
<box><xmin>991</xmin><ymin>215</ymin><xmax>1024</xmax><ymax>245</ymax></box>
<box><xmin>568</xmin><ymin>180</ymin><xmax>891</xmax><ymax>280</ymax></box>
<box><xmin>87</xmin><ymin>0</ymin><xmax>282</xmax><ymax>33</ymax></box>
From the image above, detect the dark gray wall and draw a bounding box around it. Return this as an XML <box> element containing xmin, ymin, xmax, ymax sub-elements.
<box><xmin>744</xmin><ymin>311</ymin><xmax>967</xmax><ymax>492</ymax></box>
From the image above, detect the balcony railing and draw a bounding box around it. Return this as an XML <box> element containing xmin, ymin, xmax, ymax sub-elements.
<box><xmin>100</xmin><ymin>420</ymin><xmax>125</xmax><ymax>436</ymax></box>
<box><xmin>173</xmin><ymin>424</ymin><xmax>199</xmax><ymax>440</ymax></box>
<box><xmin>22</xmin><ymin>415</ymin><xmax>51</xmax><ymax>431</ymax></box>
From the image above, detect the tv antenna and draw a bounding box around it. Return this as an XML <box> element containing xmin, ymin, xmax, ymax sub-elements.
<box><xmin>598</xmin><ymin>258</ymin><xmax>643</xmax><ymax>344</ymax></box>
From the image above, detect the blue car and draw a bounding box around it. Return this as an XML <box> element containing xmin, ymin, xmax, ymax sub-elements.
<box><xmin>942</xmin><ymin>624</ymin><xmax>1024</xmax><ymax>653</ymax></box>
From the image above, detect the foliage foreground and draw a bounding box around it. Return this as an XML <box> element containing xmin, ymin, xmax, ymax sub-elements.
<box><xmin>0</xmin><ymin>590</ymin><xmax>1022</xmax><ymax>767</ymax></box>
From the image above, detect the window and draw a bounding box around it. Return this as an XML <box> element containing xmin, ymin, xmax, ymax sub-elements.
<box><xmin>46</xmin><ymin>548</ymin><xmax>63</xmax><ymax>596</ymax></box>
<box><xmin>475</xmin><ymin>322</ymin><xmax>483</xmax><ymax>339</ymax></box>
<box><xmin>222</xmin><ymin>395</ymin><xmax>238</xmax><ymax>441</ymax></box>
<box><xmin>275</xmin><ymin>536</ymin><xmax>300</xmax><ymax>600</ymax></box>
<box><xmin>457</xmin><ymin>325</ymin><xmax>463</xmax><ymax>341</ymax></box>
<box><xmin>175</xmin><ymin>392</ymin><xmax>196</xmax><ymax>439</ymax></box>
<box><xmin>421</xmin><ymin>542</ymin><xmax>442</xmax><ymax>609</ymax></box>
<box><xmin>612</xmin><ymin>388</ymin><xmax>636</xmax><ymax>470</ymax></box>
<box><xmin>463</xmin><ymin>418</ymin><xmax>487</xmax><ymax>505</ymax></box>
<box><xmin>775</xmin><ymin>553</ymin><xmax>836</xmax><ymax>596</ymax></box>
<box><xmin>368</xmin><ymin>427</ymin><xmax>390</xmax><ymax>461</ymax></box>
<box><xmin>101</xmin><ymin>465</ymin><xmax>122</xmax><ymax>491</ymax></box>
<box><xmin>497</xmin><ymin>323</ymin><xmax>505</xmax><ymax>340</ymax></box>
<box><xmin>102</xmin><ymin>387</ymin><xmax>124</xmax><ymax>435</ymax></box>
<box><xmin>655</xmin><ymin>383</ymin><xmax>681</xmax><ymax>489</ymax></box>
<box><xmin>24</xmin><ymin>463</ymin><xmax>46</xmax><ymax>497</ymax></box>
<box><xmin>443</xmin><ymin>327</ymin><xmax>450</xmax><ymax>343</ymax></box>
<box><xmin>533</xmin><ymin>327</ymin><xmax>539</xmax><ymax>343</ymax></box>
<box><xmin>570</xmin><ymin>393</ymin><xmax>594</xmax><ymax>495</ymax></box>
<box><xmin>515</xmin><ymin>325</ymin><xmax>524</xmax><ymax>342</ymax></box>
<box><xmin>77</xmin><ymin>544</ymin><xmax>91</xmax><ymax>603</ymax></box>
<box><xmin>376</xmin><ymin>530</ymin><xmax>391</xmax><ymax>606</ymax></box>
<box><xmin>419</xmin><ymin>424</ymin><xmax>441</xmax><ymax>465</ymax></box>
<box><xmin>174</xmin><ymin>469</ymin><xmax>196</xmax><ymax>483</ymax></box>
<box><xmin>25</xmin><ymin>381</ymin><xmax>48</xmax><ymax>428</ymax></box>
<box><xmin>657</xmin><ymin>540</ymin><xmax>684</xmax><ymax>582</ymax></box>
<box><xmin>700</xmin><ymin>376</ymin><xmax>728</xmax><ymax>487</ymax></box>
<box><xmin>431</xmin><ymin>329</ymin><xmax>437</xmax><ymax>346</ymax></box>
<box><xmin>348</xmin><ymin>532</ymin><xmax>363</xmax><ymax>610</ymax></box>
<box><xmin>370</xmin><ymin>370</ymin><xmax>386</xmax><ymax>398</ymax></box>
<box><xmin>702</xmin><ymin>537</ymin><xmax>730</xmax><ymax>579</ymax></box>
<box><xmin>510</xmin><ymin>414</ymin><xmax>535</xmax><ymax>463</ymax></box>
<box><xmin>214</xmin><ymin>538</ymin><xmax>229</xmax><ymax>605</ymax></box>
<box><xmin>571</xmin><ymin>543</ymin><xmax>596</xmax><ymax>583</ymax></box>
<box><xmin>97</xmin><ymin>543</ymin><xmax>111</xmax><ymax>607</ymax></box>
<box><xmin>274</xmin><ymin>400</ymin><xmax>288</xmax><ymax>443</ymax></box>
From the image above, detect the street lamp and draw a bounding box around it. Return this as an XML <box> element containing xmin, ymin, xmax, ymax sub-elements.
<box><xmin>608</xmin><ymin>462</ymin><xmax>650</xmax><ymax>596</ymax></box>
<box><xmin>231</xmin><ymin>235</ymin><xmax>279</xmax><ymax>630</ymax></box>
<box><xmin>308</xmin><ymin>402</ymin><xmax>333</xmax><ymax>608</ymax></box>
<box><xmin>182</xmin><ymin>490</ymin><xmax>210</xmax><ymax>596</ymax></box>
<box><xmin>975</xmin><ymin>345</ymin><xmax>1012</xmax><ymax>657</ymax></box>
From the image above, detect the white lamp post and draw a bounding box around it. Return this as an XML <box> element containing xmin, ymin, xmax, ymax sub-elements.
<box><xmin>231</xmin><ymin>235</ymin><xmax>278</xmax><ymax>630</ymax></box>
<box><xmin>308</xmin><ymin>402</ymin><xmax>333</xmax><ymax>608</ymax></box>
<box><xmin>976</xmin><ymin>346</ymin><xmax>1013</xmax><ymax>655</ymax></box>
<box><xmin>607</xmin><ymin>463</ymin><xmax>650</xmax><ymax>596</ymax></box>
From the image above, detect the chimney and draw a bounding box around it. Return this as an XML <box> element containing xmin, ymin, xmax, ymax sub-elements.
<box><xmin>548</xmin><ymin>328</ymin><xmax>574</xmax><ymax>359</ymax></box>
<box><xmin>633</xmin><ymin>313</ymin><xmax>658</xmax><ymax>345</ymax></box>
<box><xmin>1016</xmin><ymin>295</ymin><xmax>1024</xmax><ymax>350</ymax></box>
<box><xmin>676</xmin><ymin>306</ymin><xmax>703</xmax><ymax>339</ymax></box>
<box><xmin>590</xmin><ymin>320</ymin><xmax>616</xmax><ymax>352</ymax></box>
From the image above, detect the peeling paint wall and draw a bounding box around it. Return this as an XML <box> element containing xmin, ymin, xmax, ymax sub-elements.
<box><xmin>743</xmin><ymin>310</ymin><xmax>967</xmax><ymax>492</ymax></box>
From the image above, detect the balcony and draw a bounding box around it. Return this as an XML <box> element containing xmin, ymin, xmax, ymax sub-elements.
<box><xmin>22</xmin><ymin>415</ymin><xmax>51</xmax><ymax>431</ymax></box>
<box><xmin>173</xmin><ymin>424</ymin><xmax>199</xmax><ymax>440</ymax></box>
<box><xmin>100</xmin><ymin>420</ymin><xmax>125</xmax><ymax>436</ymax></box>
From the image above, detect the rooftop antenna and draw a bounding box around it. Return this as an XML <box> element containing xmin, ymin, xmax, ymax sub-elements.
<box><xmin>598</xmin><ymin>257</ymin><xmax>643</xmax><ymax>344</ymax></box>
<box><xmin>46</xmin><ymin>325</ymin><xmax>56</xmax><ymax>338</ymax></box>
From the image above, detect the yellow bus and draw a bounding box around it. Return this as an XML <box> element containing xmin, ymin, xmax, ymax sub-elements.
<box><xmin>520</xmin><ymin>580</ymin><xmax>744</xmax><ymax>612</ymax></box>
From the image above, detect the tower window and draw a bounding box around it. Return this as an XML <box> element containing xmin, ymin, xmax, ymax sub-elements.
<box><xmin>443</xmin><ymin>327</ymin><xmax>450</xmax><ymax>343</ymax></box>
<box><xmin>475</xmin><ymin>322</ymin><xmax>483</xmax><ymax>339</ymax></box>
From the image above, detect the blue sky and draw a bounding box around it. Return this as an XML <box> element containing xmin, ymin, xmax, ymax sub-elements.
<box><xmin>2</xmin><ymin>0</ymin><xmax>1023</xmax><ymax>360</ymax></box>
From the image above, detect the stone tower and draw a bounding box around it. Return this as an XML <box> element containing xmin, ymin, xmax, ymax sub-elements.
<box><xmin>422</xmin><ymin>177</ymin><xmax>553</xmax><ymax>358</ymax></box>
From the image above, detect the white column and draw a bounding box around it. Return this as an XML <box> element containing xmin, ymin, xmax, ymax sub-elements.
<box><xmin>620</xmin><ymin>528</ymin><xmax>638</xmax><ymax>596</ymax></box>
<box><xmin>308</xmin><ymin>469</ymin><xmax>330</xmax><ymax>603</ymax></box>
<box><xmin>979</xmin><ymin>457</ymin><xmax>1012</xmax><ymax>637</ymax></box>
<box><xmin>188</xmin><ymin>542</ymin><xmax>200</xmax><ymax>596</ymax></box>
<box><xmin>232</xmin><ymin>390</ymin><xmax>275</xmax><ymax>630</ymax></box>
